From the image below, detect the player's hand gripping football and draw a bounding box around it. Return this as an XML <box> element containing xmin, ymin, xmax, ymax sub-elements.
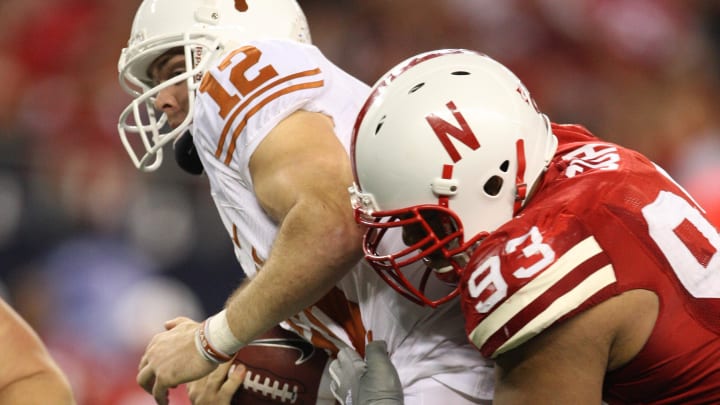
<box><xmin>329</xmin><ymin>340</ymin><xmax>404</xmax><ymax>405</ymax></box>
<box><xmin>186</xmin><ymin>360</ymin><xmax>247</xmax><ymax>405</ymax></box>
<box><xmin>137</xmin><ymin>317</ymin><xmax>219</xmax><ymax>405</ymax></box>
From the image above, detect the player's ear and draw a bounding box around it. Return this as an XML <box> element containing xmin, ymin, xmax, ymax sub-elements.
<box><xmin>174</xmin><ymin>130</ymin><xmax>204</xmax><ymax>175</ymax></box>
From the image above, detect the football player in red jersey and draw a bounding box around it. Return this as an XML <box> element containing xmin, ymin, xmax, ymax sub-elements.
<box><xmin>349</xmin><ymin>48</ymin><xmax>720</xmax><ymax>403</ymax></box>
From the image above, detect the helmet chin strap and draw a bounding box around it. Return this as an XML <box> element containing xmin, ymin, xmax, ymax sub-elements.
<box><xmin>514</xmin><ymin>139</ymin><xmax>527</xmax><ymax>214</ymax></box>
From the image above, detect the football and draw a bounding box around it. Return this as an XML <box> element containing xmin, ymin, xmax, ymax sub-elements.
<box><xmin>231</xmin><ymin>325</ymin><xmax>329</xmax><ymax>404</ymax></box>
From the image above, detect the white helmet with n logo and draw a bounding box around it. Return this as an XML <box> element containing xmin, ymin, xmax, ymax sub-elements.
<box><xmin>349</xmin><ymin>49</ymin><xmax>557</xmax><ymax>307</ymax></box>
<box><xmin>117</xmin><ymin>0</ymin><xmax>311</xmax><ymax>171</ymax></box>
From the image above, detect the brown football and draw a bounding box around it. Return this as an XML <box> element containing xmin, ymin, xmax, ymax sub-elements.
<box><xmin>231</xmin><ymin>325</ymin><xmax>329</xmax><ymax>405</ymax></box>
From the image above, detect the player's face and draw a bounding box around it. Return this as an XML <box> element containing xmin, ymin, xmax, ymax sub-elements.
<box><xmin>401</xmin><ymin>211</ymin><xmax>454</xmax><ymax>270</ymax></box>
<box><xmin>149</xmin><ymin>53</ymin><xmax>190</xmax><ymax>129</ymax></box>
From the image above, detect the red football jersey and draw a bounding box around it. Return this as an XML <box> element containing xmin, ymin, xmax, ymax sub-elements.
<box><xmin>461</xmin><ymin>123</ymin><xmax>720</xmax><ymax>403</ymax></box>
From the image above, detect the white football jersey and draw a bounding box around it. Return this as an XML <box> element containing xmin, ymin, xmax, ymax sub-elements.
<box><xmin>191</xmin><ymin>39</ymin><xmax>493</xmax><ymax>400</ymax></box>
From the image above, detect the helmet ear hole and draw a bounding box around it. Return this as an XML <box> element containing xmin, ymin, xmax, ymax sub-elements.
<box><xmin>483</xmin><ymin>175</ymin><xmax>503</xmax><ymax>196</ymax></box>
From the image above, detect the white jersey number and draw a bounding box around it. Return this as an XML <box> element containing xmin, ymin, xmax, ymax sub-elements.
<box><xmin>642</xmin><ymin>190</ymin><xmax>720</xmax><ymax>298</ymax></box>
<box><xmin>506</xmin><ymin>226</ymin><xmax>555</xmax><ymax>279</ymax></box>
<box><xmin>562</xmin><ymin>143</ymin><xmax>620</xmax><ymax>178</ymax></box>
<box><xmin>467</xmin><ymin>227</ymin><xmax>555</xmax><ymax>313</ymax></box>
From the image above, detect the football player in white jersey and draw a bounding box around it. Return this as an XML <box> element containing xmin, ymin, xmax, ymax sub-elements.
<box><xmin>117</xmin><ymin>1</ymin><xmax>493</xmax><ymax>404</ymax></box>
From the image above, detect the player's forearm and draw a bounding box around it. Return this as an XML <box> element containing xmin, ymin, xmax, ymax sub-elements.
<box><xmin>225</xmin><ymin>200</ymin><xmax>363</xmax><ymax>345</ymax></box>
<box><xmin>0</xmin><ymin>302</ymin><xmax>75</xmax><ymax>404</ymax></box>
<box><xmin>0</xmin><ymin>347</ymin><xmax>76</xmax><ymax>404</ymax></box>
<box><xmin>226</xmin><ymin>206</ymin><xmax>363</xmax><ymax>339</ymax></box>
<box><xmin>0</xmin><ymin>368</ymin><xmax>75</xmax><ymax>405</ymax></box>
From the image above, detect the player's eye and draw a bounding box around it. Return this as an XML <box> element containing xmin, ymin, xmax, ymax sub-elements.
<box><xmin>170</xmin><ymin>68</ymin><xmax>186</xmax><ymax>78</ymax></box>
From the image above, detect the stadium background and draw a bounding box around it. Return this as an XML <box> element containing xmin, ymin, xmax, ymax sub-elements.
<box><xmin>0</xmin><ymin>0</ymin><xmax>718</xmax><ymax>403</ymax></box>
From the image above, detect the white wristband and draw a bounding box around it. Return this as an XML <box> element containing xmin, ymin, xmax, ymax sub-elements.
<box><xmin>207</xmin><ymin>309</ymin><xmax>244</xmax><ymax>355</ymax></box>
<box><xmin>195</xmin><ymin>327</ymin><xmax>224</xmax><ymax>363</ymax></box>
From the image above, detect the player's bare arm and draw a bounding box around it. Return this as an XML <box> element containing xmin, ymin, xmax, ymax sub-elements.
<box><xmin>493</xmin><ymin>289</ymin><xmax>658</xmax><ymax>403</ymax></box>
<box><xmin>225</xmin><ymin>109</ymin><xmax>365</xmax><ymax>344</ymax></box>
<box><xmin>0</xmin><ymin>299</ymin><xmax>75</xmax><ymax>405</ymax></box>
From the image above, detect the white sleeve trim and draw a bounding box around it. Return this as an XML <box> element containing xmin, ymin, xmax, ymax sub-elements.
<box><xmin>469</xmin><ymin>236</ymin><xmax>614</xmax><ymax>355</ymax></box>
<box><xmin>494</xmin><ymin>264</ymin><xmax>615</xmax><ymax>356</ymax></box>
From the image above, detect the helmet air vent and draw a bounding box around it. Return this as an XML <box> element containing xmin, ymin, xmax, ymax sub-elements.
<box><xmin>409</xmin><ymin>83</ymin><xmax>425</xmax><ymax>94</ymax></box>
<box><xmin>451</xmin><ymin>71</ymin><xmax>470</xmax><ymax>76</ymax></box>
<box><xmin>500</xmin><ymin>160</ymin><xmax>510</xmax><ymax>172</ymax></box>
<box><xmin>374</xmin><ymin>115</ymin><xmax>386</xmax><ymax>136</ymax></box>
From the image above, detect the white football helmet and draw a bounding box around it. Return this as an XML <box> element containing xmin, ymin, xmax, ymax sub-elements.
<box><xmin>349</xmin><ymin>49</ymin><xmax>558</xmax><ymax>307</ymax></box>
<box><xmin>117</xmin><ymin>0</ymin><xmax>311</xmax><ymax>171</ymax></box>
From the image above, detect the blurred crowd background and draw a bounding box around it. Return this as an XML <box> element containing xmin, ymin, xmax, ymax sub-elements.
<box><xmin>0</xmin><ymin>0</ymin><xmax>719</xmax><ymax>403</ymax></box>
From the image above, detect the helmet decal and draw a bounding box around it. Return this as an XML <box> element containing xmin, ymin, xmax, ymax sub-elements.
<box><xmin>513</xmin><ymin>139</ymin><xmax>527</xmax><ymax>214</ymax></box>
<box><xmin>425</xmin><ymin>101</ymin><xmax>480</xmax><ymax>163</ymax></box>
<box><xmin>436</xmin><ymin>164</ymin><xmax>454</xmax><ymax>208</ymax></box>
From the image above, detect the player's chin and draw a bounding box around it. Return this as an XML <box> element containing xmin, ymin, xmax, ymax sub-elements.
<box><xmin>167</xmin><ymin>114</ymin><xmax>188</xmax><ymax>129</ymax></box>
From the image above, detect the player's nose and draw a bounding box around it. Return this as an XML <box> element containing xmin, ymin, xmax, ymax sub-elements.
<box><xmin>154</xmin><ymin>85</ymin><xmax>179</xmax><ymax>112</ymax></box>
